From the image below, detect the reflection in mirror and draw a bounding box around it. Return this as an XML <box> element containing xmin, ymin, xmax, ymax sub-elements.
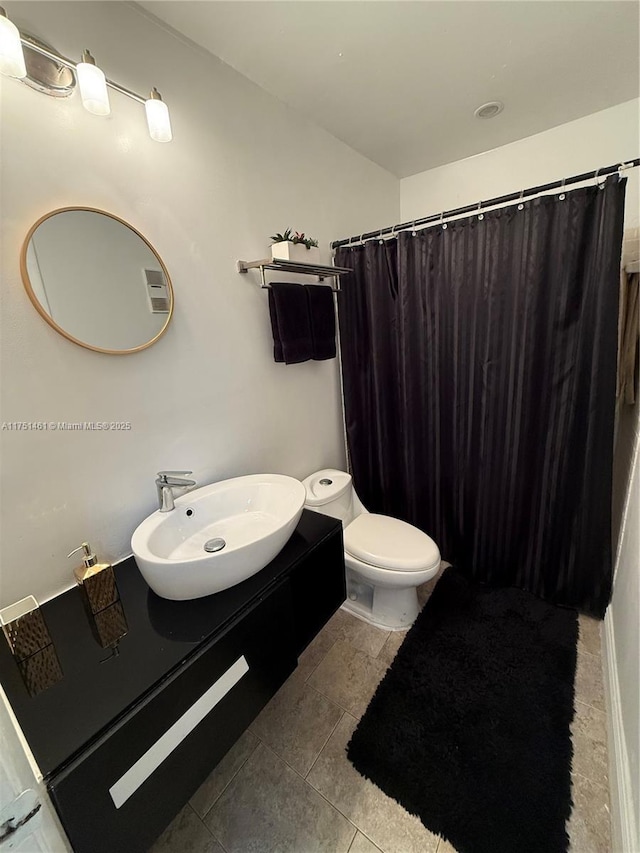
<box><xmin>21</xmin><ymin>208</ymin><xmax>173</xmax><ymax>354</ymax></box>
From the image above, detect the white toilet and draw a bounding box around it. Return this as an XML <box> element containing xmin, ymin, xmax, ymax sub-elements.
<box><xmin>302</xmin><ymin>469</ymin><xmax>441</xmax><ymax>630</ymax></box>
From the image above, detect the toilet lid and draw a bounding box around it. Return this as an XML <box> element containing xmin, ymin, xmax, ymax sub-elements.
<box><xmin>344</xmin><ymin>514</ymin><xmax>440</xmax><ymax>572</ymax></box>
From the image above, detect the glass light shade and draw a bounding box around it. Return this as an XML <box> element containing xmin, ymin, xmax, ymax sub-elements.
<box><xmin>76</xmin><ymin>60</ymin><xmax>110</xmax><ymax>116</ymax></box>
<box><xmin>145</xmin><ymin>97</ymin><xmax>172</xmax><ymax>143</ymax></box>
<box><xmin>0</xmin><ymin>13</ymin><xmax>26</xmax><ymax>78</ymax></box>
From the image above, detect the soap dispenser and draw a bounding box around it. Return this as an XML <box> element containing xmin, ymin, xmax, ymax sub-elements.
<box><xmin>68</xmin><ymin>543</ymin><xmax>117</xmax><ymax>614</ymax></box>
<box><xmin>68</xmin><ymin>543</ymin><xmax>127</xmax><ymax>648</ymax></box>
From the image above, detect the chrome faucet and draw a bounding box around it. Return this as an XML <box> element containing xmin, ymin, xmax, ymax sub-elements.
<box><xmin>155</xmin><ymin>471</ymin><xmax>196</xmax><ymax>512</ymax></box>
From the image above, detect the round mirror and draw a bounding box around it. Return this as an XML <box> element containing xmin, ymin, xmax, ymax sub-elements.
<box><xmin>20</xmin><ymin>208</ymin><xmax>173</xmax><ymax>354</ymax></box>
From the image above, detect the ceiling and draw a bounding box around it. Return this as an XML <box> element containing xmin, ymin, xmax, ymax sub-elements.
<box><xmin>140</xmin><ymin>1</ymin><xmax>639</xmax><ymax>178</ymax></box>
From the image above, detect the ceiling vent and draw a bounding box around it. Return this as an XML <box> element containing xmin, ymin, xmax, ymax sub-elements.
<box><xmin>474</xmin><ymin>101</ymin><xmax>504</xmax><ymax>119</ymax></box>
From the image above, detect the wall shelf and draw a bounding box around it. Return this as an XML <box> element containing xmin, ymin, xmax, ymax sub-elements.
<box><xmin>237</xmin><ymin>257</ymin><xmax>352</xmax><ymax>290</ymax></box>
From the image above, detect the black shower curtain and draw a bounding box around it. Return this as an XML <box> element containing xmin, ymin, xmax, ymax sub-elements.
<box><xmin>336</xmin><ymin>178</ymin><xmax>626</xmax><ymax>617</ymax></box>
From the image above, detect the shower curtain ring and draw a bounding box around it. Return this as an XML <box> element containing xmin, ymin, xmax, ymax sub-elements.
<box><xmin>559</xmin><ymin>177</ymin><xmax>566</xmax><ymax>201</ymax></box>
<box><xmin>594</xmin><ymin>166</ymin><xmax>604</xmax><ymax>188</ymax></box>
<box><xmin>518</xmin><ymin>188</ymin><xmax>525</xmax><ymax>210</ymax></box>
<box><xmin>477</xmin><ymin>200</ymin><xmax>484</xmax><ymax>221</ymax></box>
<box><xmin>412</xmin><ymin>220</ymin><xmax>417</xmax><ymax>236</ymax></box>
<box><xmin>440</xmin><ymin>211</ymin><xmax>447</xmax><ymax>230</ymax></box>
<box><xmin>379</xmin><ymin>228</ymin><xmax>385</xmax><ymax>244</ymax></box>
<box><xmin>616</xmin><ymin>163</ymin><xmax>631</xmax><ymax>182</ymax></box>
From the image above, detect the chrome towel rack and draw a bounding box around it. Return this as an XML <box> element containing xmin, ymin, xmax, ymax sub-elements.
<box><xmin>237</xmin><ymin>257</ymin><xmax>352</xmax><ymax>291</ymax></box>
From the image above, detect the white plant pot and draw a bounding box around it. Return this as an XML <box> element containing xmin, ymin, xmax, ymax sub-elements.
<box><xmin>271</xmin><ymin>241</ymin><xmax>320</xmax><ymax>264</ymax></box>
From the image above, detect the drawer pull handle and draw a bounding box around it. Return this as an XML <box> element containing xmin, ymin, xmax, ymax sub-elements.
<box><xmin>109</xmin><ymin>655</ymin><xmax>249</xmax><ymax>808</ymax></box>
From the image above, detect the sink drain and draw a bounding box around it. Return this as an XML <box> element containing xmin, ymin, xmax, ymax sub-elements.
<box><xmin>204</xmin><ymin>538</ymin><xmax>226</xmax><ymax>553</ymax></box>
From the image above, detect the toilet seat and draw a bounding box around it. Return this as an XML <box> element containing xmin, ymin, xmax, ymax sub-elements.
<box><xmin>344</xmin><ymin>513</ymin><xmax>440</xmax><ymax>572</ymax></box>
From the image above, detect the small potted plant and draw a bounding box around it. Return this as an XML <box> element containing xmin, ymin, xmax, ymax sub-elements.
<box><xmin>270</xmin><ymin>229</ymin><xmax>321</xmax><ymax>264</ymax></box>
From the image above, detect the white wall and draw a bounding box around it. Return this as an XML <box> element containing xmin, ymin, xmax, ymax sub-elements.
<box><xmin>0</xmin><ymin>1</ymin><xmax>399</xmax><ymax>606</ymax></box>
<box><xmin>401</xmin><ymin>99</ymin><xmax>639</xmax><ymax>230</ymax></box>
<box><xmin>608</xmin><ymin>391</ymin><xmax>640</xmax><ymax>853</ymax></box>
<box><xmin>401</xmin><ymin>102</ymin><xmax>640</xmax><ymax>852</ymax></box>
<box><xmin>611</xmin><ymin>237</ymin><xmax>640</xmax><ymax>853</ymax></box>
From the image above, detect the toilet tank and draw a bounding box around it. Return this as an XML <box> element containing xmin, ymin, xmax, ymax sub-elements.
<box><xmin>302</xmin><ymin>469</ymin><xmax>356</xmax><ymax>526</ymax></box>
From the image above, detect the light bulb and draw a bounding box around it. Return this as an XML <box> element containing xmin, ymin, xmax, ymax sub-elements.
<box><xmin>0</xmin><ymin>6</ymin><xmax>26</xmax><ymax>78</ymax></box>
<box><xmin>76</xmin><ymin>49</ymin><xmax>110</xmax><ymax>116</ymax></box>
<box><xmin>145</xmin><ymin>88</ymin><xmax>172</xmax><ymax>143</ymax></box>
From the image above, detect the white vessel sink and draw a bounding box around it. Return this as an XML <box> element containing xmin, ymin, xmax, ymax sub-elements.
<box><xmin>131</xmin><ymin>474</ymin><xmax>306</xmax><ymax>601</ymax></box>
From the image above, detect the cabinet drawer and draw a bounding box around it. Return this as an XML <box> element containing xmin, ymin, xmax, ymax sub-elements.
<box><xmin>49</xmin><ymin>581</ymin><xmax>296</xmax><ymax>853</ymax></box>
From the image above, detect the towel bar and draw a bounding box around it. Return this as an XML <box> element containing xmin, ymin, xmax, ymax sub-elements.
<box><xmin>237</xmin><ymin>257</ymin><xmax>352</xmax><ymax>291</ymax></box>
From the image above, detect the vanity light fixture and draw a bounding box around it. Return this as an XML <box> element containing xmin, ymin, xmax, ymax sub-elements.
<box><xmin>76</xmin><ymin>49</ymin><xmax>110</xmax><ymax>116</ymax></box>
<box><xmin>0</xmin><ymin>6</ymin><xmax>26</xmax><ymax>78</ymax></box>
<box><xmin>145</xmin><ymin>88</ymin><xmax>172</xmax><ymax>143</ymax></box>
<box><xmin>1</xmin><ymin>23</ymin><xmax>173</xmax><ymax>142</ymax></box>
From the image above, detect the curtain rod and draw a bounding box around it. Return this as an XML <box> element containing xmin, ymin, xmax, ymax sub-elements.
<box><xmin>331</xmin><ymin>158</ymin><xmax>640</xmax><ymax>249</ymax></box>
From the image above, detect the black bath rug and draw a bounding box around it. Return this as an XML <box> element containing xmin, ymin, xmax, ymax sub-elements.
<box><xmin>347</xmin><ymin>567</ymin><xmax>579</xmax><ymax>853</ymax></box>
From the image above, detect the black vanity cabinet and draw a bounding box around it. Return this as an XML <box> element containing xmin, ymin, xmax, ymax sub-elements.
<box><xmin>0</xmin><ymin>510</ymin><xmax>344</xmax><ymax>853</ymax></box>
<box><xmin>289</xmin><ymin>519</ymin><xmax>346</xmax><ymax>654</ymax></box>
<box><xmin>49</xmin><ymin>582</ymin><xmax>297</xmax><ymax>853</ymax></box>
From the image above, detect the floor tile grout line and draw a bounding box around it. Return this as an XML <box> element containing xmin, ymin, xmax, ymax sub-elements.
<box><xmin>257</xmin><ymin>736</ymin><xmax>367</xmax><ymax>844</ymax></box>
<box><xmin>307</xmin><ymin>679</ymin><xmax>351</xmax><ymax>715</ymax></box>
<box><xmin>202</xmin><ymin>737</ymin><xmax>356</xmax><ymax>846</ymax></box>
<box><xmin>574</xmin><ymin>697</ymin><xmax>607</xmax><ymax>716</ymax></box>
<box><xmin>307</xmin><ymin>663</ymin><xmax>359</xmax><ymax>717</ymax></box>
<box><xmin>209</xmin><ymin>826</ymin><xmax>231</xmax><ymax>853</ymax></box>
<box><xmin>208</xmin><ymin>821</ymin><xmax>231</xmax><ymax>853</ymax></box>
<box><xmin>258</xmin><ymin>736</ymin><xmax>345</xmax><ymax>790</ymax></box>
<box><xmin>304</xmin><ymin>765</ymin><xmax>366</xmax><ymax>834</ymax></box>
<box><xmin>354</xmin><ymin>826</ymin><xmax>387</xmax><ymax>853</ymax></box>
<box><xmin>301</xmin><ymin>726</ymin><xmax>394</xmax><ymax>841</ymax></box>
<box><xmin>316</xmin><ymin>608</ymin><xmax>393</xmax><ymax>662</ymax></box>
<box><xmin>190</xmin><ymin>730</ymin><xmax>435</xmax><ymax>853</ymax></box>
<box><xmin>577</xmin><ymin>646</ymin><xmax>605</xmax><ymax>661</ymax></box>
<box><xmin>198</xmin><ymin>734</ymin><xmax>262</xmax><ymax>823</ymax></box>
<box><xmin>307</xmin><ymin>637</ymin><xmax>391</xmax><ymax>718</ymax></box>
<box><xmin>305</xmin><ymin>629</ymin><xmax>390</xmax><ymax>680</ymax></box>
<box><xmin>218</xmin><ymin>676</ymin><xmax>344</xmax><ymax>790</ymax></box>
<box><xmin>184</xmin><ymin>802</ymin><xmax>229</xmax><ymax>853</ymax></box>
<box><xmin>333</xmin><ymin>627</ymin><xmax>391</xmax><ymax>660</ymax></box>
<box><xmin>307</xmin><ymin>758</ymin><xmax>440</xmax><ymax>853</ymax></box>
<box><xmin>374</xmin><ymin>632</ymin><xmax>395</xmax><ymax>662</ymax></box>
<box><xmin>305</xmin><ymin>709</ymin><xmax>346</xmax><ymax>780</ymax></box>
<box><xmin>344</xmin><ymin>822</ymin><xmax>360</xmax><ymax>853</ymax></box>
<box><xmin>303</xmin><ymin>636</ymin><xmax>340</xmax><ymax>684</ymax></box>
<box><xmin>573</xmin><ymin>695</ymin><xmax>605</xmax><ymax>713</ymax></box>
<box><xmin>571</xmin><ymin>768</ymin><xmax>612</xmax><ymax>792</ymax></box>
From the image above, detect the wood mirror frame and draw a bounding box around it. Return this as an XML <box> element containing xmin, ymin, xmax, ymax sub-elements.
<box><xmin>20</xmin><ymin>207</ymin><xmax>174</xmax><ymax>355</ymax></box>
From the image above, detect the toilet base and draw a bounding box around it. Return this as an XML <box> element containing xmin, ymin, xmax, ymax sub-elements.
<box><xmin>344</xmin><ymin>568</ymin><xmax>420</xmax><ymax>630</ymax></box>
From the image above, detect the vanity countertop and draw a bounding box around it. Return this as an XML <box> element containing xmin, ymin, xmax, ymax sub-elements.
<box><xmin>0</xmin><ymin>509</ymin><xmax>340</xmax><ymax>780</ymax></box>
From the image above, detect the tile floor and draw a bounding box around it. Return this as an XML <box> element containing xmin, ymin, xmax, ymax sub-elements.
<box><xmin>151</xmin><ymin>573</ymin><xmax>612</xmax><ymax>853</ymax></box>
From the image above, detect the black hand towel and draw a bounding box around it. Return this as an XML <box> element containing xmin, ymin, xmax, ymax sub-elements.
<box><xmin>268</xmin><ymin>282</ymin><xmax>313</xmax><ymax>364</ymax></box>
<box><xmin>306</xmin><ymin>285</ymin><xmax>336</xmax><ymax>360</ymax></box>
